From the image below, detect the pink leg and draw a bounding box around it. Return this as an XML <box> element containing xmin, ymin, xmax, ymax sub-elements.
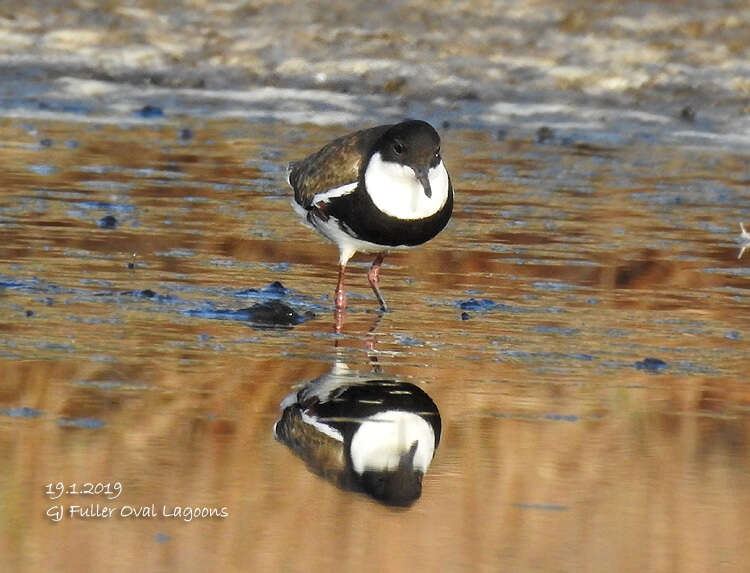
<box><xmin>367</xmin><ymin>253</ymin><xmax>388</xmax><ymax>311</ymax></box>
<box><xmin>334</xmin><ymin>264</ymin><xmax>346</xmax><ymax>333</ymax></box>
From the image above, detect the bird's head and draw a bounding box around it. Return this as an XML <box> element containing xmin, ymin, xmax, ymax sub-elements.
<box><xmin>359</xmin><ymin>441</ymin><xmax>423</xmax><ymax>507</ymax></box>
<box><xmin>376</xmin><ymin>120</ymin><xmax>442</xmax><ymax>198</ymax></box>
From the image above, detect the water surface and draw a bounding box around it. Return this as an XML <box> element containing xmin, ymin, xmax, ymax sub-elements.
<box><xmin>1</xmin><ymin>111</ymin><xmax>748</xmax><ymax>572</ymax></box>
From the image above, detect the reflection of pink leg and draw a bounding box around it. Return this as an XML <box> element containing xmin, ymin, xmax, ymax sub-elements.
<box><xmin>367</xmin><ymin>253</ymin><xmax>388</xmax><ymax>311</ymax></box>
<box><xmin>364</xmin><ymin>312</ymin><xmax>384</xmax><ymax>357</ymax></box>
<box><xmin>335</xmin><ymin>264</ymin><xmax>347</xmax><ymax>310</ymax></box>
<box><xmin>334</xmin><ymin>264</ymin><xmax>346</xmax><ymax>333</ymax></box>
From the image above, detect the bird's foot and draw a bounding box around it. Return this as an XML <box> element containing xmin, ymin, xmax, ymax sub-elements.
<box><xmin>367</xmin><ymin>253</ymin><xmax>388</xmax><ymax>312</ymax></box>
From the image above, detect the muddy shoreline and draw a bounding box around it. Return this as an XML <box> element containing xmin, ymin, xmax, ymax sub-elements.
<box><xmin>1</xmin><ymin>1</ymin><xmax>749</xmax><ymax>148</ymax></box>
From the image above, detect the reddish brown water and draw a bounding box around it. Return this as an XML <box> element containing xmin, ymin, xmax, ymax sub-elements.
<box><xmin>1</xmin><ymin>114</ymin><xmax>748</xmax><ymax>572</ymax></box>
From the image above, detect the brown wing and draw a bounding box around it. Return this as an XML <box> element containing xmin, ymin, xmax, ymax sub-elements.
<box><xmin>275</xmin><ymin>406</ymin><xmax>349</xmax><ymax>484</ymax></box>
<box><xmin>288</xmin><ymin>124</ymin><xmax>392</xmax><ymax>208</ymax></box>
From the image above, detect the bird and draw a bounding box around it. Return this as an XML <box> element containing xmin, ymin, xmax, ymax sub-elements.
<box><xmin>287</xmin><ymin>119</ymin><xmax>453</xmax><ymax>327</ymax></box>
<box><xmin>273</xmin><ymin>361</ymin><xmax>442</xmax><ymax>507</ymax></box>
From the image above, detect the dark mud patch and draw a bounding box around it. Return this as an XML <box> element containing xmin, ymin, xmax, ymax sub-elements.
<box><xmin>633</xmin><ymin>357</ymin><xmax>669</xmax><ymax>373</ymax></box>
<box><xmin>186</xmin><ymin>300</ymin><xmax>315</xmax><ymax>328</ymax></box>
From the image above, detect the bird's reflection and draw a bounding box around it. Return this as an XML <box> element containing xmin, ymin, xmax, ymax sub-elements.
<box><xmin>274</xmin><ymin>360</ymin><xmax>441</xmax><ymax>507</ymax></box>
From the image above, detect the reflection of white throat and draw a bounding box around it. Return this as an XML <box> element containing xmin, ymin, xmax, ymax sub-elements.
<box><xmin>364</xmin><ymin>152</ymin><xmax>449</xmax><ymax>220</ymax></box>
<box><xmin>350</xmin><ymin>410</ymin><xmax>435</xmax><ymax>475</ymax></box>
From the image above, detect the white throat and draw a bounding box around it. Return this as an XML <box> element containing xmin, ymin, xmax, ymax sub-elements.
<box><xmin>349</xmin><ymin>410</ymin><xmax>435</xmax><ymax>475</ymax></box>
<box><xmin>364</xmin><ymin>152</ymin><xmax>449</xmax><ymax>220</ymax></box>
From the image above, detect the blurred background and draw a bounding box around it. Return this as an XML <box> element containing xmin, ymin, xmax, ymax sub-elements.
<box><xmin>1</xmin><ymin>0</ymin><xmax>748</xmax><ymax>137</ymax></box>
<box><xmin>0</xmin><ymin>1</ymin><xmax>748</xmax><ymax>572</ymax></box>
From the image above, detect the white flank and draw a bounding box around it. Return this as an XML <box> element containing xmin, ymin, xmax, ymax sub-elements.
<box><xmin>290</xmin><ymin>195</ymin><xmax>386</xmax><ymax>265</ymax></box>
<box><xmin>316</xmin><ymin>216</ymin><xmax>390</xmax><ymax>265</ymax></box>
<box><xmin>364</xmin><ymin>152</ymin><xmax>450</xmax><ymax>220</ymax></box>
<box><xmin>290</xmin><ymin>181</ymin><xmax>385</xmax><ymax>265</ymax></box>
<box><xmin>349</xmin><ymin>410</ymin><xmax>435</xmax><ymax>475</ymax></box>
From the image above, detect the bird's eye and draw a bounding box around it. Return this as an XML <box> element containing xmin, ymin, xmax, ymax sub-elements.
<box><xmin>393</xmin><ymin>141</ymin><xmax>405</xmax><ymax>154</ymax></box>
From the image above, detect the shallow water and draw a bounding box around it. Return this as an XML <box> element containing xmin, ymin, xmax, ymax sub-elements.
<box><xmin>1</xmin><ymin>109</ymin><xmax>748</xmax><ymax>572</ymax></box>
